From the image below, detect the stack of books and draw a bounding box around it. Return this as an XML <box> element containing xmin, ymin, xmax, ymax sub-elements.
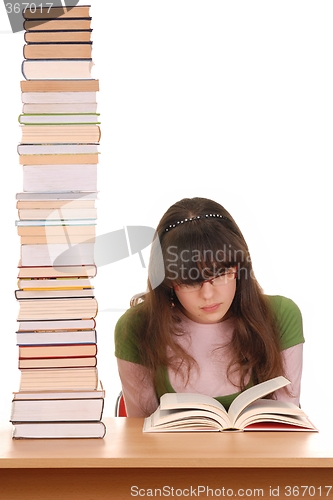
<box><xmin>11</xmin><ymin>4</ymin><xmax>106</xmax><ymax>439</ymax></box>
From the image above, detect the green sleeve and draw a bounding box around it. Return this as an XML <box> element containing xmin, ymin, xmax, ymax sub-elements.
<box><xmin>267</xmin><ymin>295</ymin><xmax>305</xmax><ymax>350</ymax></box>
<box><xmin>114</xmin><ymin>305</ymin><xmax>144</xmax><ymax>364</ymax></box>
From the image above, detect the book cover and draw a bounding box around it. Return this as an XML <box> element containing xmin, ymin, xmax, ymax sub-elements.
<box><xmin>17</xmin><ymin>318</ymin><xmax>96</xmax><ymax>331</ymax></box>
<box><xmin>24</xmin><ymin>30</ymin><xmax>93</xmax><ymax>43</ymax></box>
<box><xmin>18</xmin><ymin>113</ymin><xmax>100</xmax><ymax>125</ymax></box>
<box><xmin>16</xmin><ymin>329</ymin><xmax>97</xmax><ymax>346</ymax></box>
<box><xmin>18</xmin><ymin>356</ymin><xmax>97</xmax><ymax>369</ymax></box>
<box><xmin>24</xmin><ymin>19</ymin><xmax>92</xmax><ymax>32</ymax></box>
<box><xmin>11</xmin><ymin>397</ymin><xmax>104</xmax><ymax>422</ymax></box>
<box><xmin>23</xmin><ymin>5</ymin><xmax>91</xmax><ymax>19</ymax></box>
<box><xmin>17</xmin><ymin>264</ymin><xmax>97</xmax><ymax>279</ymax></box>
<box><xmin>15</xmin><ymin>288</ymin><xmax>95</xmax><ymax>299</ymax></box>
<box><xmin>23</xmin><ymin>43</ymin><xmax>93</xmax><ymax>60</ymax></box>
<box><xmin>12</xmin><ymin>421</ymin><xmax>106</xmax><ymax>439</ymax></box>
<box><xmin>20</xmin><ymin>80</ymin><xmax>99</xmax><ymax>92</ymax></box>
<box><xmin>19</xmin><ymin>153</ymin><xmax>99</xmax><ymax>165</ymax></box>
<box><xmin>18</xmin><ymin>343</ymin><xmax>97</xmax><ymax>359</ymax></box>
<box><xmin>18</xmin><ymin>144</ymin><xmax>99</xmax><ymax>155</ymax></box>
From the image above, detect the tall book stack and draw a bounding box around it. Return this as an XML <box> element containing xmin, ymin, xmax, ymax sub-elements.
<box><xmin>11</xmin><ymin>5</ymin><xmax>106</xmax><ymax>439</ymax></box>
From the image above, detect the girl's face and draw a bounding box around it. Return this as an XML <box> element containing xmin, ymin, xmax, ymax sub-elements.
<box><xmin>173</xmin><ymin>268</ymin><xmax>237</xmax><ymax>324</ymax></box>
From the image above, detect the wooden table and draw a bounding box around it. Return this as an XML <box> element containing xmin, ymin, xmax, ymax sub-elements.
<box><xmin>1</xmin><ymin>418</ymin><xmax>332</xmax><ymax>499</ymax></box>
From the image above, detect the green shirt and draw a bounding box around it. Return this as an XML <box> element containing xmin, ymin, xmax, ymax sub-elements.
<box><xmin>114</xmin><ymin>295</ymin><xmax>304</xmax><ymax>409</ymax></box>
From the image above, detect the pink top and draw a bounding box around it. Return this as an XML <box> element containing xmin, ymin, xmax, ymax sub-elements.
<box><xmin>117</xmin><ymin>313</ymin><xmax>303</xmax><ymax>417</ymax></box>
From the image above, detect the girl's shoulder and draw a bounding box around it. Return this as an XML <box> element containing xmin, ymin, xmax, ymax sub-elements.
<box><xmin>266</xmin><ymin>294</ymin><xmax>301</xmax><ymax>314</ymax></box>
<box><xmin>115</xmin><ymin>302</ymin><xmax>146</xmax><ymax>333</ymax></box>
<box><xmin>265</xmin><ymin>295</ymin><xmax>304</xmax><ymax>349</ymax></box>
<box><xmin>114</xmin><ymin>303</ymin><xmax>147</xmax><ymax>363</ymax></box>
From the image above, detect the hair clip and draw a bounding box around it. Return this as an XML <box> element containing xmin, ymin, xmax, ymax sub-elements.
<box><xmin>164</xmin><ymin>214</ymin><xmax>229</xmax><ymax>232</ymax></box>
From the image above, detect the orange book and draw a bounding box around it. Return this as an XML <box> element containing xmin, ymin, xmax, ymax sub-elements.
<box><xmin>20</xmin><ymin>124</ymin><xmax>101</xmax><ymax>144</ymax></box>
<box><xmin>23</xmin><ymin>43</ymin><xmax>93</xmax><ymax>60</ymax></box>
<box><xmin>17</xmin><ymin>297</ymin><xmax>98</xmax><ymax>321</ymax></box>
<box><xmin>24</xmin><ymin>19</ymin><xmax>92</xmax><ymax>31</ymax></box>
<box><xmin>20</xmin><ymin>79</ymin><xmax>99</xmax><ymax>92</ymax></box>
<box><xmin>18</xmin><ymin>356</ymin><xmax>97</xmax><ymax>369</ymax></box>
<box><xmin>19</xmin><ymin>153</ymin><xmax>99</xmax><ymax>165</ymax></box>
<box><xmin>23</xmin><ymin>5</ymin><xmax>91</xmax><ymax>19</ymax></box>
<box><xmin>17</xmin><ymin>264</ymin><xmax>97</xmax><ymax>279</ymax></box>
<box><xmin>24</xmin><ymin>30</ymin><xmax>93</xmax><ymax>43</ymax></box>
<box><xmin>19</xmin><ymin>343</ymin><xmax>97</xmax><ymax>359</ymax></box>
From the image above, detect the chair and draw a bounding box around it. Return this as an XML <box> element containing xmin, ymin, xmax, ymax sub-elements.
<box><xmin>115</xmin><ymin>390</ymin><xmax>127</xmax><ymax>417</ymax></box>
<box><xmin>115</xmin><ymin>292</ymin><xmax>146</xmax><ymax>417</ymax></box>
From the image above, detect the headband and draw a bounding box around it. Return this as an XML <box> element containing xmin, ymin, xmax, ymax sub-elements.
<box><xmin>164</xmin><ymin>213</ymin><xmax>229</xmax><ymax>232</ymax></box>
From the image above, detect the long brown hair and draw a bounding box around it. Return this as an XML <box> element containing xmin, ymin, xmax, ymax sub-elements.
<box><xmin>125</xmin><ymin>197</ymin><xmax>285</xmax><ymax>392</ymax></box>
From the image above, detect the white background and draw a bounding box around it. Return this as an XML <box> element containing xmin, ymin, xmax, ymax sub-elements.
<box><xmin>0</xmin><ymin>1</ymin><xmax>332</xmax><ymax>429</ymax></box>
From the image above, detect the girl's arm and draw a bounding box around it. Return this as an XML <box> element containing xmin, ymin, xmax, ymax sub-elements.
<box><xmin>117</xmin><ymin>358</ymin><xmax>159</xmax><ymax>417</ymax></box>
<box><xmin>274</xmin><ymin>343</ymin><xmax>303</xmax><ymax>406</ymax></box>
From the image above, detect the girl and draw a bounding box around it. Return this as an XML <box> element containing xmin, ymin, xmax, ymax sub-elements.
<box><xmin>114</xmin><ymin>197</ymin><xmax>304</xmax><ymax>417</ymax></box>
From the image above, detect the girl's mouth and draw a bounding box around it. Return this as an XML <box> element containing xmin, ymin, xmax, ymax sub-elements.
<box><xmin>201</xmin><ymin>303</ymin><xmax>220</xmax><ymax>313</ymax></box>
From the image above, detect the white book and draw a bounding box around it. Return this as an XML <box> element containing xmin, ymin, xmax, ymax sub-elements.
<box><xmin>16</xmin><ymin>329</ymin><xmax>97</xmax><ymax>345</ymax></box>
<box><xmin>11</xmin><ymin>397</ymin><xmax>104</xmax><ymax>422</ymax></box>
<box><xmin>23</xmin><ymin>103</ymin><xmax>98</xmax><ymax>114</ymax></box>
<box><xmin>22</xmin><ymin>164</ymin><xmax>97</xmax><ymax>192</ymax></box>
<box><xmin>18</xmin><ymin>113</ymin><xmax>100</xmax><ymax>125</ymax></box>
<box><xmin>21</xmin><ymin>92</ymin><xmax>97</xmax><ymax>104</ymax></box>
<box><xmin>12</xmin><ymin>421</ymin><xmax>106</xmax><ymax>439</ymax></box>
<box><xmin>20</xmin><ymin>242</ymin><xmax>95</xmax><ymax>266</ymax></box>
<box><xmin>16</xmin><ymin>191</ymin><xmax>98</xmax><ymax>201</ymax></box>
<box><xmin>16</xmin><ymin>219</ymin><xmax>96</xmax><ymax>226</ymax></box>
<box><xmin>15</xmin><ymin>288</ymin><xmax>95</xmax><ymax>299</ymax></box>
<box><xmin>17</xmin><ymin>318</ymin><xmax>96</xmax><ymax>331</ymax></box>
<box><xmin>17</xmin><ymin>207</ymin><xmax>97</xmax><ymax>220</ymax></box>
<box><xmin>22</xmin><ymin>59</ymin><xmax>94</xmax><ymax>80</ymax></box>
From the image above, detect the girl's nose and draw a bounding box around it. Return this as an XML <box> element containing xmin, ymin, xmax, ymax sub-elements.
<box><xmin>199</xmin><ymin>281</ymin><xmax>215</xmax><ymax>298</ymax></box>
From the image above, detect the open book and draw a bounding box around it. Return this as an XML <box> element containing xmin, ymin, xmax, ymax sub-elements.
<box><xmin>143</xmin><ymin>376</ymin><xmax>317</xmax><ymax>433</ymax></box>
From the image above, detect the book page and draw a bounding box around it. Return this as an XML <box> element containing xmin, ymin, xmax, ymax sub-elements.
<box><xmin>143</xmin><ymin>414</ymin><xmax>221</xmax><ymax>432</ymax></box>
<box><xmin>150</xmin><ymin>406</ymin><xmax>230</xmax><ymax>429</ymax></box>
<box><xmin>240</xmin><ymin>413</ymin><xmax>317</xmax><ymax>430</ymax></box>
<box><xmin>228</xmin><ymin>376</ymin><xmax>290</xmax><ymax>425</ymax></box>
<box><xmin>235</xmin><ymin>399</ymin><xmax>305</xmax><ymax>428</ymax></box>
<box><xmin>160</xmin><ymin>392</ymin><xmax>228</xmax><ymax>415</ymax></box>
